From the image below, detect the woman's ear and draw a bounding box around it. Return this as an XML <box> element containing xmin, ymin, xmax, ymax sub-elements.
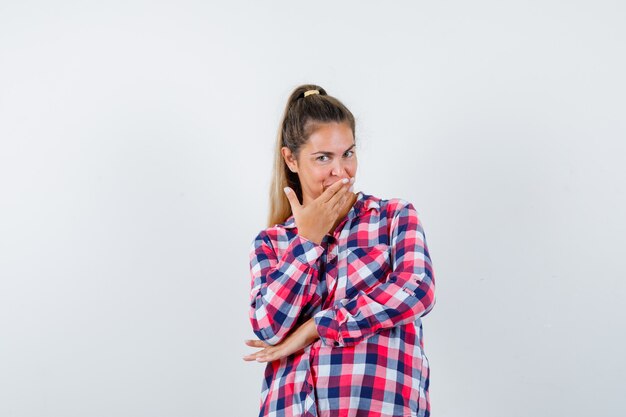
<box><xmin>281</xmin><ymin>147</ymin><xmax>298</xmax><ymax>173</ymax></box>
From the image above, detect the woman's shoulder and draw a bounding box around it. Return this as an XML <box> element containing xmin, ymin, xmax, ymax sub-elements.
<box><xmin>250</xmin><ymin>224</ymin><xmax>282</xmax><ymax>245</ymax></box>
<box><xmin>249</xmin><ymin>217</ymin><xmax>296</xmax><ymax>251</ymax></box>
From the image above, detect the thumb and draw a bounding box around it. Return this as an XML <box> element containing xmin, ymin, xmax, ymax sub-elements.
<box><xmin>283</xmin><ymin>187</ymin><xmax>301</xmax><ymax>212</ymax></box>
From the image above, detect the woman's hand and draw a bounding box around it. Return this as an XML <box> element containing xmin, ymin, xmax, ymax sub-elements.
<box><xmin>284</xmin><ymin>177</ymin><xmax>355</xmax><ymax>245</ymax></box>
<box><xmin>242</xmin><ymin>317</ymin><xmax>320</xmax><ymax>363</ymax></box>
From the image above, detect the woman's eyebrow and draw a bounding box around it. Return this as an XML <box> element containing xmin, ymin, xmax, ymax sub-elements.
<box><xmin>310</xmin><ymin>144</ymin><xmax>356</xmax><ymax>156</ymax></box>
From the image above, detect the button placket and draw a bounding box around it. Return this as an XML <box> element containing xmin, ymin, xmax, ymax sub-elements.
<box><xmin>333</xmin><ymin>223</ymin><xmax>352</xmax><ymax>301</ymax></box>
<box><xmin>319</xmin><ymin>238</ymin><xmax>334</xmax><ymax>299</ymax></box>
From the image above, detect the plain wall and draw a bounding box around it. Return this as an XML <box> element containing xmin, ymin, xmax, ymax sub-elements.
<box><xmin>1</xmin><ymin>1</ymin><xmax>624</xmax><ymax>416</ymax></box>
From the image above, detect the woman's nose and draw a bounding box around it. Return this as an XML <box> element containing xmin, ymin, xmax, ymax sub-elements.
<box><xmin>331</xmin><ymin>163</ymin><xmax>346</xmax><ymax>177</ymax></box>
<box><xmin>332</xmin><ymin>161</ymin><xmax>346</xmax><ymax>177</ymax></box>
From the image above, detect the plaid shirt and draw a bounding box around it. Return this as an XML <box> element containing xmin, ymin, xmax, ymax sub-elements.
<box><xmin>248</xmin><ymin>191</ymin><xmax>436</xmax><ymax>417</ymax></box>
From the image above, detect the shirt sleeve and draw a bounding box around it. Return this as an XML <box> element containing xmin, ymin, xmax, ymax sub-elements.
<box><xmin>248</xmin><ymin>230</ymin><xmax>326</xmax><ymax>345</ymax></box>
<box><xmin>312</xmin><ymin>202</ymin><xmax>436</xmax><ymax>347</ymax></box>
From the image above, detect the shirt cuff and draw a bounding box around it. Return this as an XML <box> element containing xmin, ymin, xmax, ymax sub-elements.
<box><xmin>313</xmin><ymin>308</ymin><xmax>343</xmax><ymax>347</ymax></box>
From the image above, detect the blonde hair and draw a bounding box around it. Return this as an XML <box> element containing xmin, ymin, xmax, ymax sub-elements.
<box><xmin>267</xmin><ymin>84</ymin><xmax>356</xmax><ymax>228</ymax></box>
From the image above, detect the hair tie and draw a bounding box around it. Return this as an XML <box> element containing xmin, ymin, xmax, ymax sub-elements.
<box><xmin>304</xmin><ymin>89</ymin><xmax>320</xmax><ymax>97</ymax></box>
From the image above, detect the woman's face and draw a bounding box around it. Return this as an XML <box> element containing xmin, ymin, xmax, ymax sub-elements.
<box><xmin>282</xmin><ymin>121</ymin><xmax>357</xmax><ymax>206</ymax></box>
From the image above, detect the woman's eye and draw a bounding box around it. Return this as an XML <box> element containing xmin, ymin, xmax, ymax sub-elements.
<box><xmin>316</xmin><ymin>155</ymin><xmax>329</xmax><ymax>162</ymax></box>
<box><xmin>344</xmin><ymin>150</ymin><xmax>354</xmax><ymax>157</ymax></box>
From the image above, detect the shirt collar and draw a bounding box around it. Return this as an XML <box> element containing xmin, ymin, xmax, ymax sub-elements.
<box><xmin>279</xmin><ymin>190</ymin><xmax>381</xmax><ymax>229</ymax></box>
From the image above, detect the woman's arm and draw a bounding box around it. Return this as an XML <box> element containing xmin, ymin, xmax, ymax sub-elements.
<box><xmin>248</xmin><ymin>230</ymin><xmax>325</xmax><ymax>346</ymax></box>
<box><xmin>313</xmin><ymin>201</ymin><xmax>436</xmax><ymax>347</ymax></box>
<box><xmin>243</xmin><ymin>316</ymin><xmax>320</xmax><ymax>363</ymax></box>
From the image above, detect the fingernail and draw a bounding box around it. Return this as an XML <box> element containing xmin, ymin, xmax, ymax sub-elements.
<box><xmin>350</xmin><ymin>177</ymin><xmax>355</xmax><ymax>184</ymax></box>
<box><xmin>284</xmin><ymin>187</ymin><xmax>290</xmax><ymax>194</ymax></box>
<box><xmin>341</xmin><ymin>178</ymin><xmax>348</xmax><ymax>184</ymax></box>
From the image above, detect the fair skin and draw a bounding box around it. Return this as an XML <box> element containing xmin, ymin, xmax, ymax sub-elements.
<box><xmin>242</xmin><ymin>121</ymin><xmax>358</xmax><ymax>363</ymax></box>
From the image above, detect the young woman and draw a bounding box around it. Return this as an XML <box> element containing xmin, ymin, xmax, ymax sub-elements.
<box><xmin>243</xmin><ymin>84</ymin><xmax>436</xmax><ymax>417</ymax></box>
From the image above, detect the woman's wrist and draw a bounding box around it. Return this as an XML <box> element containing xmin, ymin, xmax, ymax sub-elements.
<box><xmin>304</xmin><ymin>317</ymin><xmax>320</xmax><ymax>344</ymax></box>
<box><xmin>298</xmin><ymin>230</ymin><xmax>324</xmax><ymax>245</ymax></box>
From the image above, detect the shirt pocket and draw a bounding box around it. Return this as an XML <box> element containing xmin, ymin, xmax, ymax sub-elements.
<box><xmin>345</xmin><ymin>243</ymin><xmax>393</xmax><ymax>296</ymax></box>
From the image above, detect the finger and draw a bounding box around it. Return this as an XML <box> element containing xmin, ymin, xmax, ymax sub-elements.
<box><xmin>323</xmin><ymin>180</ymin><xmax>350</xmax><ymax>207</ymax></box>
<box><xmin>283</xmin><ymin>187</ymin><xmax>301</xmax><ymax>212</ymax></box>
<box><xmin>245</xmin><ymin>339</ymin><xmax>269</xmax><ymax>348</ymax></box>
<box><xmin>245</xmin><ymin>349</ymin><xmax>276</xmax><ymax>363</ymax></box>
<box><xmin>242</xmin><ymin>352</ymin><xmax>262</xmax><ymax>361</ymax></box>
<box><xmin>331</xmin><ymin>188</ymin><xmax>352</xmax><ymax>211</ymax></box>
<box><xmin>255</xmin><ymin>349</ymin><xmax>279</xmax><ymax>362</ymax></box>
<box><xmin>327</xmin><ymin>181</ymin><xmax>351</xmax><ymax>207</ymax></box>
<box><xmin>320</xmin><ymin>178</ymin><xmax>350</xmax><ymax>203</ymax></box>
<box><xmin>242</xmin><ymin>347</ymin><xmax>271</xmax><ymax>361</ymax></box>
<box><xmin>242</xmin><ymin>354</ymin><xmax>270</xmax><ymax>362</ymax></box>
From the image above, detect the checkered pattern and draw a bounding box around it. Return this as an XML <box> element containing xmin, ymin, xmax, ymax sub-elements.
<box><xmin>248</xmin><ymin>191</ymin><xmax>436</xmax><ymax>417</ymax></box>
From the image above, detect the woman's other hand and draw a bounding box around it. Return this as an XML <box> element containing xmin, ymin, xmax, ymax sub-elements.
<box><xmin>242</xmin><ymin>317</ymin><xmax>320</xmax><ymax>363</ymax></box>
<box><xmin>283</xmin><ymin>177</ymin><xmax>355</xmax><ymax>244</ymax></box>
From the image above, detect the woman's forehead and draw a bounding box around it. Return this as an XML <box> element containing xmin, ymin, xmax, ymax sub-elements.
<box><xmin>305</xmin><ymin>123</ymin><xmax>354</xmax><ymax>151</ymax></box>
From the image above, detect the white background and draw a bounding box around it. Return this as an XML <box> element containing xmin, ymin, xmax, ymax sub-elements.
<box><xmin>1</xmin><ymin>1</ymin><xmax>625</xmax><ymax>416</ymax></box>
